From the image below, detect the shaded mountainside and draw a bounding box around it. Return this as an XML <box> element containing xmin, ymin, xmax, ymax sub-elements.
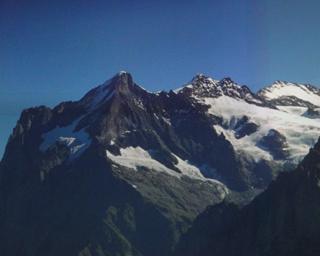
<box><xmin>0</xmin><ymin>71</ymin><xmax>320</xmax><ymax>256</ymax></box>
<box><xmin>175</xmin><ymin>139</ymin><xmax>320</xmax><ymax>256</ymax></box>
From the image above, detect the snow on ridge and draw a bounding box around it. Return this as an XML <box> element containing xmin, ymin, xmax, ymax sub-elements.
<box><xmin>40</xmin><ymin>117</ymin><xmax>91</xmax><ymax>158</ymax></box>
<box><xmin>106</xmin><ymin>146</ymin><xmax>167</xmax><ymax>172</ymax></box>
<box><xmin>106</xmin><ymin>146</ymin><xmax>227</xmax><ymax>189</ymax></box>
<box><xmin>260</xmin><ymin>81</ymin><xmax>320</xmax><ymax>107</ymax></box>
<box><xmin>173</xmin><ymin>74</ymin><xmax>220</xmax><ymax>93</ymax></box>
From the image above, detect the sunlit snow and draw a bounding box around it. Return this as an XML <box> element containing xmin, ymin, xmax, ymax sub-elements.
<box><xmin>106</xmin><ymin>146</ymin><xmax>226</xmax><ymax>188</ymax></box>
<box><xmin>199</xmin><ymin>96</ymin><xmax>320</xmax><ymax>162</ymax></box>
<box><xmin>261</xmin><ymin>81</ymin><xmax>320</xmax><ymax>106</ymax></box>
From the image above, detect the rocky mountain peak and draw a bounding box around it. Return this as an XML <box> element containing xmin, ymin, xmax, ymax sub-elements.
<box><xmin>107</xmin><ymin>71</ymin><xmax>134</xmax><ymax>93</ymax></box>
<box><xmin>178</xmin><ymin>74</ymin><xmax>264</xmax><ymax>107</ymax></box>
<box><xmin>78</xmin><ymin>71</ymin><xmax>149</xmax><ymax>112</ymax></box>
<box><xmin>191</xmin><ymin>73</ymin><xmax>218</xmax><ymax>85</ymax></box>
<box><xmin>219</xmin><ymin>77</ymin><xmax>235</xmax><ymax>86</ymax></box>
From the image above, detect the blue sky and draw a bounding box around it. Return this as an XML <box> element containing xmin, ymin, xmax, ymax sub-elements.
<box><xmin>1</xmin><ymin>0</ymin><xmax>320</xmax><ymax>157</ymax></box>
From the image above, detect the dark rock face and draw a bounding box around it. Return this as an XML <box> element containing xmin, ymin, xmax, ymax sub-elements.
<box><xmin>258</xmin><ymin>129</ymin><xmax>289</xmax><ymax>160</ymax></box>
<box><xmin>303</xmin><ymin>107</ymin><xmax>320</xmax><ymax>119</ymax></box>
<box><xmin>175</xmin><ymin>139</ymin><xmax>320</xmax><ymax>256</ymax></box>
<box><xmin>233</xmin><ymin>116</ymin><xmax>259</xmax><ymax>139</ymax></box>
<box><xmin>0</xmin><ymin>148</ymin><xmax>181</xmax><ymax>256</ymax></box>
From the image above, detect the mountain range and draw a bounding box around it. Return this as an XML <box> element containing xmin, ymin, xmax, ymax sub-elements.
<box><xmin>1</xmin><ymin>71</ymin><xmax>320</xmax><ymax>255</ymax></box>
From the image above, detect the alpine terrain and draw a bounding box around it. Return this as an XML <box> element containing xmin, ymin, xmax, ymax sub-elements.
<box><xmin>175</xmin><ymin>136</ymin><xmax>320</xmax><ymax>256</ymax></box>
<box><xmin>0</xmin><ymin>71</ymin><xmax>320</xmax><ymax>256</ymax></box>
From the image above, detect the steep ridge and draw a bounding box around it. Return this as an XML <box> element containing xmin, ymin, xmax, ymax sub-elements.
<box><xmin>175</xmin><ymin>138</ymin><xmax>320</xmax><ymax>256</ymax></box>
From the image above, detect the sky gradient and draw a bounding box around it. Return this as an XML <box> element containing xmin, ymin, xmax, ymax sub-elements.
<box><xmin>1</xmin><ymin>0</ymin><xmax>320</xmax><ymax>157</ymax></box>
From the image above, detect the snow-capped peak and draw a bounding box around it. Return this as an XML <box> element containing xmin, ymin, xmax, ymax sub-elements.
<box><xmin>190</xmin><ymin>73</ymin><xmax>219</xmax><ymax>85</ymax></box>
<box><xmin>219</xmin><ymin>77</ymin><xmax>236</xmax><ymax>87</ymax></box>
<box><xmin>258</xmin><ymin>81</ymin><xmax>320</xmax><ymax>107</ymax></box>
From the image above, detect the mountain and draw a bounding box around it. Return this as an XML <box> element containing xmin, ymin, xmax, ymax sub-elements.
<box><xmin>0</xmin><ymin>72</ymin><xmax>240</xmax><ymax>256</ymax></box>
<box><xmin>258</xmin><ymin>80</ymin><xmax>320</xmax><ymax>118</ymax></box>
<box><xmin>0</xmin><ymin>72</ymin><xmax>319</xmax><ymax>256</ymax></box>
<box><xmin>174</xmin><ymin>137</ymin><xmax>320</xmax><ymax>256</ymax></box>
<box><xmin>178</xmin><ymin>75</ymin><xmax>320</xmax><ymax>165</ymax></box>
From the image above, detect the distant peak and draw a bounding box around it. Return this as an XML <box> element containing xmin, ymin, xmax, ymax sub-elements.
<box><xmin>79</xmin><ymin>71</ymin><xmax>137</xmax><ymax>110</ymax></box>
<box><xmin>271</xmin><ymin>80</ymin><xmax>292</xmax><ymax>87</ymax></box>
<box><xmin>191</xmin><ymin>74</ymin><xmax>236</xmax><ymax>88</ymax></box>
<box><xmin>190</xmin><ymin>73</ymin><xmax>217</xmax><ymax>85</ymax></box>
<box><xmin>99</xmin><ymin>71</ymin><xmax>134</xmax><ymax>93</ymax></box>
<box><xmin>273</xmin><ymin>80</ymin><xmax>287</xmax><ymax>84</ymax></box>
<box><xmin>192</xmin><ymin>73</ymin><xmax>209</xmax><ymax>79</ymax></box>
<box><xmin>111</xmin><ymin>71</ymin><xmax>133</xmax><ymax>83</ymax></box>
<box><xmin>219</xmin><ymin>77</ymin><xmax>235</xmax><ymax>86</ymax></box>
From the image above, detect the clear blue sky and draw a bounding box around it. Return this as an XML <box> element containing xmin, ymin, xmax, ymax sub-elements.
<box><xmin>1</xmin><ymin>0</ymin><xmax>320</xmax><ymax>157</ymax></box>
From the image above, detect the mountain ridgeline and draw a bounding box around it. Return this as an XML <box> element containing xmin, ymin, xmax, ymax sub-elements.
<box><xmin>1</xmin><ymin>71</ymin><xmax>320</xmax><ymax>255</ymax></box>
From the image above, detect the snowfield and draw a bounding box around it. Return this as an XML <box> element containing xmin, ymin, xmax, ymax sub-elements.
<box><xmin>197</xmin><ymin>95</ymin><xmax>320</xmax><ymax>163</ymax></box>
<box><xmin>106</xmin><ymin>146</ymin><xmax>227</xmax><ymax>191</ymax></box>
<box><xmin>259</xmin><ymin>81</ymin><xmax>320</xmax><ymax>106</ymax></box>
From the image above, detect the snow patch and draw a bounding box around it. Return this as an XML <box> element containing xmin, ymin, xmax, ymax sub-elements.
<box><xmin>40</xmin><ymin>118</ymin><xmax>91</xmax><ymax>158</ymax></box>
<box><xmin>106</xmin><ymin>146</ymin><xmax>227</xmax><ymax>192</ymax></box>
<box><xmin>107</xmin><ymin>146</ymin><xmax>175</xmax><ymax>174</ymax></box>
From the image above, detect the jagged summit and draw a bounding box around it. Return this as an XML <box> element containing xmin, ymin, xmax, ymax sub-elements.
<box><xmin>189</xmin><ymin>74</ymin><xmax>237</xmax><ymax>88</ymax></box>
<box><xmin>190</xmin><ymin>73</ymin><xmax>219</xmax><ymax>84</ymax></box>
<box><xmin>219</xmin><ymin>77</ymin><xmax>235</xmax><ymax>86</ymax></box>
<box><xmin>177</xmin><ymin>73</ymin><xmax>264</xmax><ymax>106</ymax></box>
